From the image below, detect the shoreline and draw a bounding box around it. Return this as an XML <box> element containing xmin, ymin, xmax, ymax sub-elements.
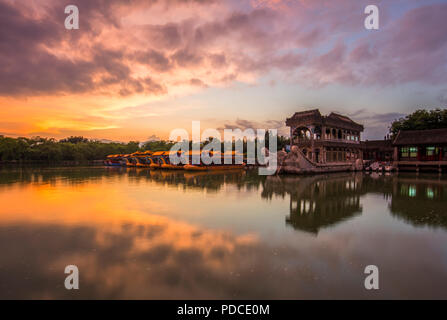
<box><xmin>0</xmin><ymin>160</ymin><xmax>104</xmax><ymax>166</ymax></box>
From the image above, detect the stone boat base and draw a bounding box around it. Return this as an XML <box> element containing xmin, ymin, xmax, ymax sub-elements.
<box><xmin>276</xmin><ymin>146</ymin><xmax>363</xmax><ymax>175</ymax></box>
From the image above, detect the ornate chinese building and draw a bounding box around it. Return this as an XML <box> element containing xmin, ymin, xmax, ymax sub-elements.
<box><xmin>392</xmin><ymin>128</ymin><xmax>447</xmax><ymax>171</ymax></box>
<box><xmin>285</xmin><ymin>109</ymin><xmax>364</xmax><ymax>164</ymax></box>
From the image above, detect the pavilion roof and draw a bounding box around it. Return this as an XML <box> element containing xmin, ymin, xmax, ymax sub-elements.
<box><xmin>361</xmin><ymin>140</ymin><xmax>393</xmax><ymax>150</ymax></box>
<box><xmin>393</xmin><ymin>128</ymin><xmax>447</xmax><ymax>146</ymax></box>
<box><xmin>286</xmin><ymin>109</ymin><xmax>363</xmax><ymax>132</ymax></box>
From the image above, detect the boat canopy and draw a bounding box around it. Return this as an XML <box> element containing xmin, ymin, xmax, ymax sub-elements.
<box><xmin>151</xmin><ymin>151</ymin><xmax>164</xmax><ymax>156</ymax></box>
<box><xmin>131</xmin><ymin>151</ymin><xmax>150</xmax><ymax>156</ymax></box>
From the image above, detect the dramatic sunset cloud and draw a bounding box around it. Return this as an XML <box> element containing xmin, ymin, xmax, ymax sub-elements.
<box><xmin>0</xmin><ymin>0</ymin><xmax>446</xmax><ymax>140</ymax></box>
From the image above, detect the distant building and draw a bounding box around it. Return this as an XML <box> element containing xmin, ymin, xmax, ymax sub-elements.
<box><xmin>392</xmin><ymin>128</ymin><xmax>447</xmax><ymax>171</ymax></box>
<box><xmin>286</xmin><ymin>109</ymin><xmax>364</xmax><ymax>163</ymax></box>
<box><xmin>362</xmin><ymin>139</ymin><xmax>393</xmax><ymax>162</ymax></box>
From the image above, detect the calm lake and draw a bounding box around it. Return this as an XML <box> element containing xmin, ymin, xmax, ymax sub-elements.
<box><xmin>0</xmin><ymin>167</ymin><xmax>446</xmax><ymax>299</ymax></box>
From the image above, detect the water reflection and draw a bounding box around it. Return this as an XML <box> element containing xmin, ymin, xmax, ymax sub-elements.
<box><xmin>263</xmin><ymin>173</ymin><xmax>364</xmax><ymax>234</ymax></box>
<box><xmin>0</xmin><ymin>167</ymin><xmax>447</xmax><ymax>299</ymax></box>
<box><xmin>389</xmin><ymin>176</ymin><xmax>447</xmax><ymax>228</ymax></box>
<box><xmin>0</xmin><ymin>168</ymin><xmax>446</xmax><ymax>233</ymax></box>
<box><xmin>261</xmin><ymin>172</ymin><xmax>447</xmax><ymax>232</ymax></box>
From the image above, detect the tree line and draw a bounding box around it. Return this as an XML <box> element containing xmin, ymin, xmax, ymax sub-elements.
<box><xmin>390</xmin><ymin>108</ymin><xmax>447</xmax><ymax>135</ymax></box>
<box><xmin>0</xmin><ymin>134</ymin><xmax>290</xmax><ymax>162</ymax></box>
<box><xmin>3</xmin><ymin>107</ymin><xmax>443</xmax><ymax>162</ymax></box>
<box><xmin>0</xmin><ymin>136</ymin><xmax>140</xmax><ymax>162</ymax></box>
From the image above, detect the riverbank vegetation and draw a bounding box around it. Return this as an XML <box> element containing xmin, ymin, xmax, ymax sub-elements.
<box><xmin>0</xmin><ymin>136</ymin><xmax>140</xmax><ymax>162</ymax></box>
<box><xmin>4</xmin><ymin>107</ymin><xmax>446</xmax><ymax>163</ymax></box>
<box><xmin>0</xmin><ymin>134</ymin><xmax>290</xmax><ymax>162</ymax></box>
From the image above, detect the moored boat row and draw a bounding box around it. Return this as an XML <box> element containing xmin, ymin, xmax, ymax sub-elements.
<box><xmin>104</xmin><ymin>150</ymin><xmax>246</xmax><ymax>171</ymax></box>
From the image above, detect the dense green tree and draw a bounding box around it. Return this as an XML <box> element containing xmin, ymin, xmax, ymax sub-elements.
<box><xmin>59</xmin><ymin>136</ymin><xmax>89</xmax><ymax>144</ymax></box>
<box><xmin>0</xmin><ymin>136</ymin><xmax>141</xmax><ymax>162</ymax></box>
<box><xmin>390</xmin><ymin>108</ymin><xmax>447</xmax><ymax>135</ymax></box>
<box><xmin>142</xmin><ymin>140</ymin><xmax>175</xmax><ymax>151</ymax></box>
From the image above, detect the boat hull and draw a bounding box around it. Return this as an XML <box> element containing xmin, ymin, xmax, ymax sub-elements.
<box><xmin>107</xmin><ymin>163</ymin><xmax>122</xmax><ymax>167</ymax></box>
<box><xmin>161</xmin><ymin>164</ymin><xmax>183</xmax><ymax>170</ymax></box>
<box><xmin>184</xmin><ymin>164</ymin><xmax>245</xmax><ymax>171</ymax></box>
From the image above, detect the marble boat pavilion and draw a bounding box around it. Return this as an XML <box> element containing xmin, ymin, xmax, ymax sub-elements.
<box><xmin>286</xmin><ymin>109</ymin><xmax>364</xmax><ymax>164</ymax></box>
<box><xmin>286</xmin><ymin>109</ymin><xmax>447</xmax><ymax>172</ymax></box>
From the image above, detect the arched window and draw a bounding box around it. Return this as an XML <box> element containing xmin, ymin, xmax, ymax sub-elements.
<box><xmin>293</xmin><ymin>127</ymin><xmax>311</xmax><ymax>141</ymax></box>
<box><xmin>314</xmin><ymin>126</ymin><xmax>322</xmax><ymax>140</ymax></box>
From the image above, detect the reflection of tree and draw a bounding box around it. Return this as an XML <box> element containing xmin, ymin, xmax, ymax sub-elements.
<box><xmin>389</xmin><ymin>176</ymin><xmax>447</xmax><ymax>229</ymax></box>
<box><xmin>146</xmin><ymin>169</ymin><xmax>256</xmax><ymax>193</ymax></box>
<box><xmin>263</xmin><ymin>173</ymin><xmax>365</xmax><ymax>234</ymax></box>
<box><xmin>0</xmin><ymin>166</ymin><xmax>124</xmax><ymax>187</ymax></box>
<box><xmin>4</xmin><ymin>167</ymin><xmax>447</xmax><ymax>232</ymax></box>
<box><xmin>0</xmin><ymin>166</ymin><xmax>260</xmax><ymax>194</ymax></box>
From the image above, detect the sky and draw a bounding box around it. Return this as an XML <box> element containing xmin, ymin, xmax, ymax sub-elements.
<box><xmin>0</xmin><ymin>0</ymin><xmax>446</xmax><ymax>142</ymax></box>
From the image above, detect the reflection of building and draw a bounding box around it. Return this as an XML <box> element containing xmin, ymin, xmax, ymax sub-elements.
<box><xmin>263</xmin><ymin>173</ymin><xmax>364</xmax><ymax>234</ymax></box>
<box><xmin>287</xmin><ymin>176</ymin><xmax>363</xmax><ymax>234</ymax></box>
<box><xmin>389</xmin><ymin>176</ymin><xmax>447</xmax><ymax>228</ymax></box>
<box><xmin>392</xmin><ymin>129</ymin><xmax>447</xmax><ymax>171</ymax></box>
<box><xmin>286</xmin><ymin>109</ymin><xmax>364</xmax><ymax>164</ymax></box>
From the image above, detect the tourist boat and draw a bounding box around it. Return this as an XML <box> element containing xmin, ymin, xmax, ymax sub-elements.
<box><xmin>131</xmin><ymin>151</ymin><xmax>153</xmax><ymax>167</ymax></box>
<box><xmin>146</xmin><ymin>150</ymin><xmax>188</xmax><ymax>170</ymax></box>
<box><xmin>116</xmin><ymin>151</ymin><xmax>153</xmax><ymax>168</ymax></box>
<box><xmin>104</xmin><ymin>154</ymin><xmax>125</xmax><ymax>166</ymax></box>
<box><xmin>183</xmin><ymin>163</ymin><xmax>246</xmax><ymax>171</ymax></box>
<box><xmin>161</xmin><ymin>162</ymin><xmax>184</xmax><ymax>170</ymax></box>
<box><xmin>105</xmin><ymin>150</ymin><xmax>246</xmax><ymax>171</ymax></box>
<box><xmin>183</xmin><ymin>151</ymin><xmax>246</xmax><ymax>171</ymax></box>
<box><xmin>123</xmin><ymin>154</ymin><xmax>138</xmax><ymax>167</ymax></box>
<box><xmin>160</xmin><ymin>151</ymin><xmax>186</xmax><ymax>170</ymax></box>
<box><xmin>183</xmin><ymin>164</ymin><xmax>208</xmax><ymax>171</ymax></box>
<box><xmin>149</xmin><ymin>151</ymin><xmax>169</xmax><ymax>169</ymax></box>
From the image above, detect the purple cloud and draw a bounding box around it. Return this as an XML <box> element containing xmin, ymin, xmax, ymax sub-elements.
<box><xmin>0</xmin><ymin>0</ymin><xmax>446</xmax><ymax>98</ymax></box>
